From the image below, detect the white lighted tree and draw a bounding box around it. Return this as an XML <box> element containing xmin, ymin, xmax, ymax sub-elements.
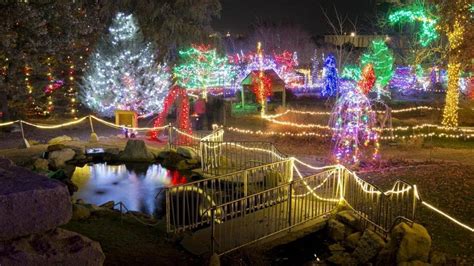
<box><xmin>81</xmin><ymin>12</ymin><xmax>170</xmax><ymax>117</ymax></box>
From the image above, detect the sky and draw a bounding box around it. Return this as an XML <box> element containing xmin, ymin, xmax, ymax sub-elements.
<box><xmin>212</xmin><ymin>0</ymin><xmax>378</xmax><ymax>36</ymax></box>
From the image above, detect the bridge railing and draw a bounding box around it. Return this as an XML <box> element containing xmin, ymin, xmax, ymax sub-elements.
<box><xmin>200</xmin><ymin>141</ymin><xmax>286</xmax><ymax>176</ymax></box>
<box><xmin>165</xmin><ymin>159</ymin><xmax>294</xmax><ymax>233</ymax></box>
<box><xmin>168</xmin><ymin>127</ymin><xmax>224</xmax><ymax>153</ymax></box>
<box><xmin>209</xmin><ymin>168</ymin><xmax>340</xmax><ymax>255</ymax></box>
<box><xmin>340</xmin><ymin>167</ymin><xmax>417</xmax><ymax>235</ymax></box>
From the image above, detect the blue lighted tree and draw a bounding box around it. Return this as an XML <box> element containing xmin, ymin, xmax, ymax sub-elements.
<box><xmin>322</xmin><ymin>54</ymin><xmax>338</xmax><ymax>96</ymax></box>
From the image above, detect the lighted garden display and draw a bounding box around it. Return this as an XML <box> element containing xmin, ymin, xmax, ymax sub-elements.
<box><xmin>173</xmin><ymin>44</ymin><xmax>235</xmax><ymax>95</ymax></box>
<box><xmin>0</xmin><ymin>1</ymin><xmax>473</xmax><ymax>265</ymax></box>
<box><xmin>360</xmin><ymin>40</ymin><xmax>394</xmax><ymax>99</ymax></box>
<box><xmin>81</xmin><ymin>13</ymin><xmax>171</xmax><ymax>117</ymax></box>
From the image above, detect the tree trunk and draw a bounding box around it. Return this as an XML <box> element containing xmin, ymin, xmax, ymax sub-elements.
<box><xmin>441</xmin><ymin>56</ymin><xmax>460</xmax><ymax>127</ymax></box>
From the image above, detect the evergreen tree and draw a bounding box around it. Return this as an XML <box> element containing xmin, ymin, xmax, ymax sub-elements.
<box><xmin>310</xmin><ymin>49</ymin><xmax>320</xmax><ymax>84</ymax></box>
<box><xmin>0</xmin><ymin>1</ymin><xmax>101</xmax><ymax>119</ymax></box>
<box><xmin>360</xmin><ymin>40</ymin><xmax>394</xmax><ymax>98</ymax></box>
<box><xmin>322</xmin><ymin>53</ymin><xmax>338</xmax><ymax>96</ymax></box>
<box><xmin>173</xmin><ymin>45</ymin><xmax>235</xmax><ymax>90</ymax></box>
<box><xmin>81</xmin><ymin>13</ymin><xmax>170</xmax><ymax>117</ymax></box>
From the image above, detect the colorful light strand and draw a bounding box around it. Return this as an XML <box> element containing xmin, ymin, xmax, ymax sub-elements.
<box><xmin>329</xmin><ymin>80</ymin><xmax>379</xmax><ymax>165</ymax></box>
<box><xmin>173</xmin><ymin>44</ymin><xmax>235</xmax><ymax>94</ymax></box>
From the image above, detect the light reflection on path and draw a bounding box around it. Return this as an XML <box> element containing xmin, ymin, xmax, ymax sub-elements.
<box><xmin>72</xmin><ymin>163</ymin><xmax>180</xmax><ymax>215</ymax></box>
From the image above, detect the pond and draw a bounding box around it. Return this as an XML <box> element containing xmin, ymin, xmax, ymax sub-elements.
<box><xmin>71</xmin><ymin>163</ymin><xmax>187</xmax><ymax>216</ymax></box>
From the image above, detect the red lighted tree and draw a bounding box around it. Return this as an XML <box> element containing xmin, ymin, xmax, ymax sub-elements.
<box><xmin>250</xmin><ymin>72</ymin><xmax>272</xmax><ymax>106</ymax></box>
<box><xmin>151</xmin><ymin>86</ymin><xmax>192</xmax><ymax>144</ymax></box>
<box><xmin>358</xmin><ymin>64</ymin><xmax>376</xmax><ymax>95</ymax></box>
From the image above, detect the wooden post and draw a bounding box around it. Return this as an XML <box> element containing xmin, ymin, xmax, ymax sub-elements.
<box><xmin>168</xmin><ymin>123</ymin><xmax>172</xmax><ymax>150</ymax></box>
<box><xmin>88</xmin><ymin>116</ymin><xmax>98</xmax><ymax>142</ymax></box>
<box><xmin>19</xmin><ymin>121</ymin><xmax>30</xmax><ymax>149</ymax></box>
<box><xmin>88</xmin><ymin>115</ymin><xmax>95</xmax><ymax>133</ymax></box>
<box><xmin>282</xmin><ymin>87</ymin><xmax>286</xmax><ymax>107</ymax></box>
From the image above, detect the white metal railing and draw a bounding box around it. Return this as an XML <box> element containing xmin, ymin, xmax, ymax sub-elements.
<box><xmin>207</xmin><ymin>166</ymin><xmax>418</xmax><ymax>255</ymax></box>
<box><xmin>165</xmin><ymin>159</ymin><xmax>294</xmax><ymax>233</ymax></box>
<box><xmin>209</xmin><ymin>168</ymin><xmax>340</xmax><ymax>255</ymax></box>
<box><xmin>200</xmin><ymin>140</ymin><xmax>286</xmax><ymax>175</ymax></box>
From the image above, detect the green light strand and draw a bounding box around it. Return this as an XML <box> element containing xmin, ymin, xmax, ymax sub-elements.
<box><xmin>388</xmin><ymin>4</ymin><xmax>439</xmax><ymax>47</ymax></box>
<box><xmin>173</xmin><ymin>46</ymin><xmax>236</xmax><ymax>90</ymax></box>
<box><xmin>341</xmin><ymin>65</ymin><xmax>361</xmax><ymax>80</ymax></box>
<box><xmin>361</xmin><ymin>40</ymin><xmax>394</xmax><ymax>97</ymax></box>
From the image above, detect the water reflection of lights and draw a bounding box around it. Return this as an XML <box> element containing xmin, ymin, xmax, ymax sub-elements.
<box><xmin>71</xmin><ymin>163</ymin><xmax>186</xmax><ymax>215</ymax></box>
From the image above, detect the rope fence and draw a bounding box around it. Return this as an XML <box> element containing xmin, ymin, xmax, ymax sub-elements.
<box><xmin>0</xmin><ymin>114</ymin><xmax>472</xmax><ymax>236</ymax></box>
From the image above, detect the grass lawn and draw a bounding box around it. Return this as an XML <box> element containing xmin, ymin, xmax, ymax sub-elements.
<box><xmin>62</xmin><ymin>211</ymin><xmax>201</xmax><ymax>266</ymax></box>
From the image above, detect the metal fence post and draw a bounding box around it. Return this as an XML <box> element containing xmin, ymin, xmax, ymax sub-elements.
<box><xmin>200</xmin><ymin>141</ymin><xmax>205</xmax><ymax>172</ymax></box>
<box><xmin>288</xmin><ymin>158</ymin><xmax>294</xmax><ymax>182</ymax></box>
<box><xmin>288</xmin><ymin>181</ymin><xmax>293</xmax><ymax>229</ymax></box>
<box><xmin>412</xmin><ymin>188</ymin><xmax>417</xmax><ymax>221</ymax></box>
<box><xmin>166</xmin><ymin>189</ymin><xmax>171</xmax><ymax>233</ymax></box>
<box><xmin>243</xmin><ymin>170</ymin><xmax>248</xmax><ymax>197</ymax></box>
<box><xmin>210</xmin><ymin>207</ymin><xmax>216</xmax><ymax>254</ymax></box>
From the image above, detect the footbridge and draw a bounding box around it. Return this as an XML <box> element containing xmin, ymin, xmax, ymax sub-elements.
<box><xmin>165</xmin><ymin>129</ymin><xmax>419</xmax><ymax>256</ymax></box>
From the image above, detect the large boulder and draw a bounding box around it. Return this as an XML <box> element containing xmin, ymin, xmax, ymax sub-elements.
<box><xmin>327</xmin><ymin>252</ymin><xmax>357</xmax><ymax>265</ymax></box>
<box><xmin>0</xmin><ymin>159</ymin><xmax>72</xmax><ymax>240</ymax></box>
<box><xmin>48</xmin><ymin>135</ymin><xmax>73</xmax><ymax>145</ymax></box>
<box><xmin>392</xmin><ymin>222</ymin><xmax>431</xmax><ymax>263</ymax></box>
<box><xmin>33</xmin><ymin>158</ymin><xmax>49</xmax><ymax>172</ymax></box>
<box><xmin>345</xmin><ymin>232</ymin><xmax>361</xmax><ymax>250</ymax></box>
<box><xmin>0</xmin><ymin>228</ymin><xmax>105</xmax><ymax>266</ymax></box>
<box><xmin>47</xmin><ymin>144</ymin><xmax>66</xmax><ymax>152</ymax></box>
<box><xmin>398</xmin><ymin>260</ymin><xmax>430</xmax><ymax>266</ymax></box>
<box><xmin>336</xmin><ymin>210</ymin><xmax>360</xmax><ymax>230</ymax></box>
<box><xmin>72</xmin><ymin>204</ymin><xmax>91</xmax><ymax>220</ymax></box>
<box><xmin>177</xmin><ymin>159</ymin><xmax>200</xmax><ymax>171</ymax></box>
<box><xmin>176</xmin><ymin>146</ymin><xmax>199</xmax><ymax>160</ymax></box>
<box><xmin>352</xmin><ymin>229</ymin><xmax>385</xmax><ymax>264</ymax></box>
<box><xmin>327</xmin><ymin>218</ymin><xmax>346</xmax><ymax>241</ymax></box>
<box><xmin>119</xmin><ymin>139</ymin><xmax>155</xmax><ymax>162</ymax></box>
<box><xmin>48</xmin><ymin>148</ymin><xmax>76</xmax><ymax>169</ymax></box>
<box><xmin>429</xmin><ymin>251</ymin><xmax>447</xmax><ymax>265</ymax></box>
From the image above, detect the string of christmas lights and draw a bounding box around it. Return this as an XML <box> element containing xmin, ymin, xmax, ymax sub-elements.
<box><xmin>388</xmin><ymin>3</ymin><xmax>439</xmax><ymax>47</ymax></box>
<box><xmin>82</xmin><ymin>13</ymin><xmax>170</xmax><ymax>117</ymax></box>
<box><xmin>360</xmin><ymin>40</ymin><xmax>394</xmax><ymax>98</ymax></box>
<box><xmin>66</xmin><ymin>56</ymin><xmax>77</xmax><ymax>119</ymax></box>
<box><xmin>440</xmin><ymin>0</ymin><xmax>470</xmax><ymax>127</ymax></box>
<box><xmin>358</xmin><ymin>64</ymin><xmax>376</xmax><ymax>94</ymax></box>
<box><xmin>174</xmin><ymin>44</ymin><xmax>235</xmax><ymax>95</ymax></box>
<box><xmin>322</xmin><ymin>54</ymin><xmax>338</xmax><ymax>97</ymax></box>
<box><xmin>45</xmin><ymin>57</ymin><xmax>54</xmax><ymax>115</ymax></box>
<box><xmin>23</xmin><ymin>65</ymin><xmax>41</xmax><ymax>116</ymax></box>
<box><xmin>151</xmin><ymin>86</ymin><xmax>192</xmax><ymax>144</ymax></box>
<box><xmin>329</xmin><ymin>80</ymin><xmax>380</xmax><ymax>165</ymax></box>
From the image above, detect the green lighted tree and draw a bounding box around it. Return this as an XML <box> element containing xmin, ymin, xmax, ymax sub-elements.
<box><xmin>360</xmin><ymin>40</ymin><xmax>394</xmax><ymax>98</ymax></box>
<box><xmin>173</xmin><ymin>45</ymin><xmax>235</xmax><ymax>91</ymax></box>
